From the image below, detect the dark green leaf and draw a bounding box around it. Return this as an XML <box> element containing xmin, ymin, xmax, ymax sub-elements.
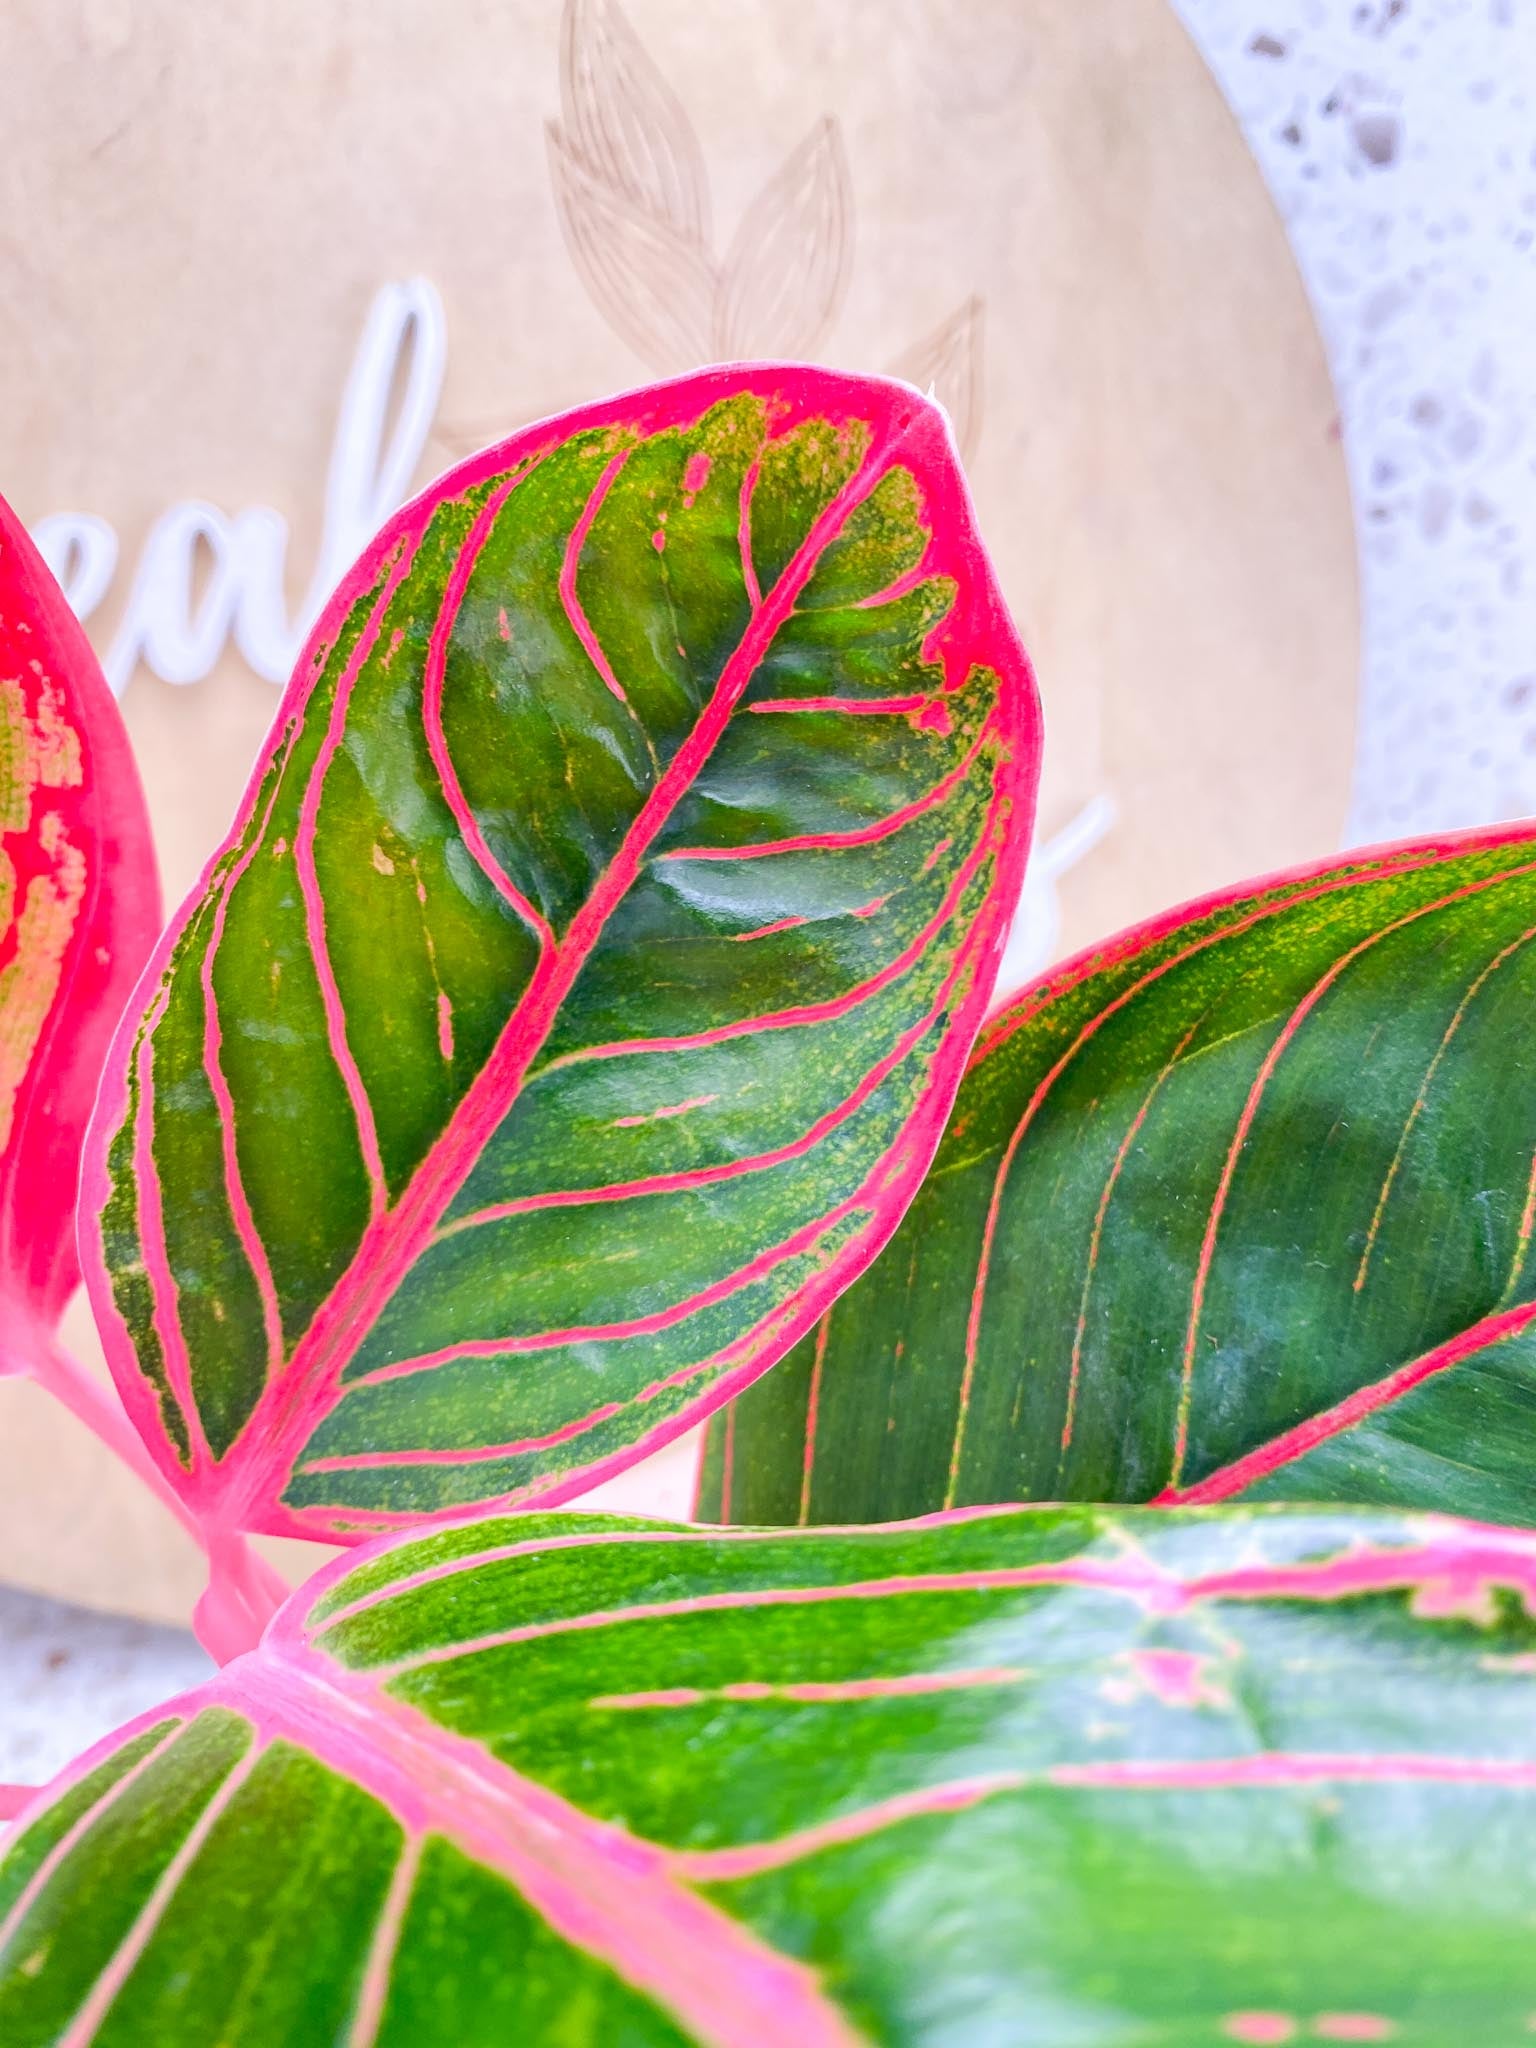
<box><xmin>700</xmin><ymin>826</ymin><xmax>1536</xmax><ymax>1525</ymax></box>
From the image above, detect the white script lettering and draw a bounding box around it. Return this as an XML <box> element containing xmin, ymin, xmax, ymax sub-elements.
<box><xmin>31</xmin><ymin>279</ymin><xmax>446</xmax><ymax>697</ymax></box>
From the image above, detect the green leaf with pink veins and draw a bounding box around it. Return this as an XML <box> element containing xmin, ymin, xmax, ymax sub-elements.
<box><xmin>5</xmin><ymin>1501</ymin><xmax>1536</xmax><ymax>2042</ymax></box>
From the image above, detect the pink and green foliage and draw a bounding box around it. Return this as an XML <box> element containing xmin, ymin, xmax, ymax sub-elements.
<box><xmin>0</xmin><ymin>493</ymin><xmax>159</xmax><ymax>1365</ymax></box>
<box><xmin>82</xmin><ymin>366</ymin><xmax>1038</xmax><ymax>1548</ymax></box>
<box><xmin>11</xmin><ymin>1503</ymin><xmax>1536</xmax><ymax>2044</ymax></box>
<box><xmin>699</xmin><ymin>822</ymin><xmax>1536</xmax><ymax>1529</ymax></box>
<box><xmin>10</xmin><ymin>357</ymin><xmax>1536</xmax><ymax>2038</ymax></box>
<box><xmin>0</xmin><ymin>493</ymin><xmax>287</xmax><ymax>1663</ymax></box>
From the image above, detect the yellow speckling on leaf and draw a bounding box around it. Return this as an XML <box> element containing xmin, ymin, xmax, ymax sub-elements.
<box><xmin>0</xmin><ymin>667</ymin><xmax>85</xmax><ymax>839</ymax></box>
<box><xmin>0</xmin><ymin>677</ymin><xmax>29</xmax><ymax>834</ymax></box>
<box><xmin>0</xmin><ymin>816</ymin><xmax>88</xmax><ymax>1154</ymax></box>
<box><xmin>27</xmin><ymin>670</ymin><xmax>84</xmax><ymax>791</ymax></box>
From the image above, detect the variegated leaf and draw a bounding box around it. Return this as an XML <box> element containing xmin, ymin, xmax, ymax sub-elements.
<box><xmin>0</xmin><ymin>491</ymin><xmax>158</xmax><ymax>1362</ymax></box>
<box><xmin>700</xmin><ymin>824</ymin><xmax>1536</xmax><ymax>1527</ymax></box>
<box><xmin>84</xmin><ymin>366</ymin><xmax>1038</xmax><ymax>1544</ymax></box>
<box><xmin>7</xmin><ymin>1504</ymin><xmax>1536</xmax><ymax>2041</ymax></box>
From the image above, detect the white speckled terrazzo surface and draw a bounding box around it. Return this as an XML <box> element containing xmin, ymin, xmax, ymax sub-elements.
<box><xmin>1180</xmin><ymin>0</ymin><xmax>1536</xmax><ymax>843</ymax></box>
<box><xmin>4</xmin><ymin>0</ymin><xmax>1532</xmax><ymax>1786</ymax></box>
<box><xmin>0</xmin><ymin>1587</ymin><xmax>211</xmax><ymax>1789</ymax></box>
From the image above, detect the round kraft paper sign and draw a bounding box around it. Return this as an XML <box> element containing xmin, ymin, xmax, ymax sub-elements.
<box><xmin>0</xmin><ymin>0</ymin><xmax>1357</xmax><ymax>1622</ymax></box>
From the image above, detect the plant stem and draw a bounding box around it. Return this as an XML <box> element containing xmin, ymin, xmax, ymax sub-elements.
<box><xmin>194</xmin><ymin>1527</ymin><xmax>289</xmax><ymax>1664</ymax></box>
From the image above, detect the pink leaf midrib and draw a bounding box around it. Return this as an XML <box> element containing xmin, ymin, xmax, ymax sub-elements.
<box><xmin>333</xmin><ymin>1529</ymin><xmax>1536</xmax><ymax>1683</ymax></box>
<box><xmin>668</xmin><ymin>1749</ymin><xmax>1536</xmax><ymax>1884</ymax></box>
<box><xmin>219</xmin><ymin>400</ymin><xmax>922</xmax><ymax>1523</ymax></box>
<box><xmin>1159</xmin><ymin>1295</ymin><xmax>1536</xmax><ymax>1506</ymax></box>
<box><xmin>23</xmin><ymin>1513</ymin><xmax>1536</xmax><ymax>2042</ymax></box>
<box><xmin>287</xmin><ymin>823</ymin><xmax>1010</xmax><ymax>1502</ymax></box>
<box><xmin>214</xmin><ymin>1648</ymin><xmax>862</xmax><ymax>2048</ymax></box>
<box><xmin>427</xmin><ymin>779</ymin><xmax>1006</xmax><ymax>1242</ymax></box>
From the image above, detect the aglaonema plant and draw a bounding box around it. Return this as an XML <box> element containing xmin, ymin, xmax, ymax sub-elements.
<box><xmin>13</xmin><ymin>1504</ymin><xmax>1536</xmax><ymax>2043</ymax></box>
<box><xmin>699</xmin><ymin>824</ymin><xmax>1536</xmax><ymax>1528</ymax></box>
<box><xmin>81</xmin><ymin>364</ymin><xmax>1036</xmax><ymax>1587</ymax></box>
<box><xmin>7</xmin><ymin>361</ymin><xmax>1536</xmax><ymax>2041</ymax></box>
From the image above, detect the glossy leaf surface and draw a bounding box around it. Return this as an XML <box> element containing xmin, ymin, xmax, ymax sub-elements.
<box><xmin>7</xmin><ymin>1503</ymin><xmax>1536</xmax><ymax>2044</ymax></box>
<box><xmin>83</xmin><ymin>366</ymin><xmax>1037</xmax><ymax>1542</ymax></box>
<box><xmin>700</xmin><ymin>824</ymin><xmax>1536</xmax><ymax>1526</ymax></box>
<box><xmin>0</xmin><ymin>493</ymin><xmax>158</xmax><ymax>1358</ymax></box>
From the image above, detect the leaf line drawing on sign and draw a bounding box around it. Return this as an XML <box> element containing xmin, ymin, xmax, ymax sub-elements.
<box><xmin>541</xmin><ymin>0</ymin><xmax>984</xmax><ymax>457</ymax></box>
<box><xmin>547</xmin><ymin>0</ymin><xmax>851</xmax><ymax>367</ymax></box>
